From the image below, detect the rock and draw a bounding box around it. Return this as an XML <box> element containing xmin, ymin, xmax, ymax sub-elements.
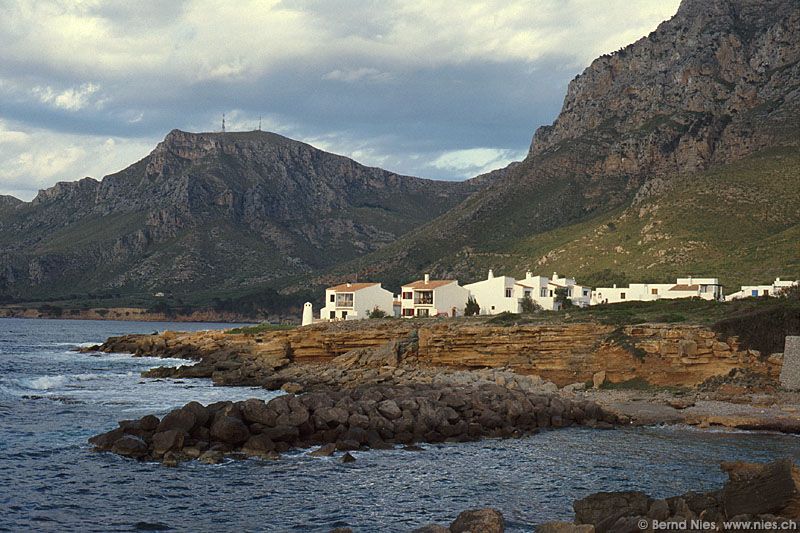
<box><xmin>537</xmin><ymin>522</ymin><xmax>595</xmax><ymax>533</ymax></box>
<box><xmin>157</xmin><ymin>407</ymin><xmax>197</xmax><ymax>433</ymax></box>
<box><xmin>261</xmin><ymin>424</ymin><xmax>299</xmax><ymax>443</ymax></box>
<box><xmin>281</xmin><ymin>382</ymin><xmax>304</xmax><ymax>394</ymax></box>
<box><xmin>314</xmin><ymin>406</ymin><xmax>350</xmax><ymax>429</ymax></box>
<box><xmin>336</xmin><ymin>439</ymin><xmax>360</xmax><ymax>451</ymax></box>
<box><xmin>198</xmin><ymin>450</ymin><xmax>224</xmax><ymax>464</ymax></box>
<box><xmin>449</xmin><ymin>508</ymin><xmax>504</xmax><ymax>533</ymax></box>
<box><xmin>89</xmin><ymin>428</ymin><xmax>124</xmax><ymax>450</ymax></box>
<box><xmin>721</xmin><ymin>459</ymin><xmax>800</xmax><ymax>518</ymax></box>
<box><xmin>592</xmin><ymin>371</ymin><xmax>606</xmax><ymax>389</ymax></box>
<box><xmin>240</xmin><ymin>399</ymin><xmax>278</xmax><ymax>426</ymax></box>
<box><xmin>308</xmin><ymin>443</ymin><xmax>337</xmax><ymax>457</ymax></box>
<box><xmin>111</xmin><ymin>435</ymin><xmax>148</xmax><ymax>458</ymax></box>
<box><xmin>241</xmin><ymin>434</ymin><xmax>275</xmax><ymax>455</ymax></box>
<box><xmin>210</xmin><ymin>416</ymin><xmax>250</xmax><ymax>445</ymax></box>
<box><xmin>647</xmin><ymin>500</ymin><xmax>670</xmax><ymax>520</ymax></box>
<box><xmin>377</xmin><ymin>399</ymin><xmax>402</xmax><ymax>420</ymax></box>
<box><xmin>152</xmin><ymin>429</ymin><xmax>186</xmax><ymax>455</ymax></box>
<box><xmin>341</xmin><ymin>452</ymin><xmax>356</xmax><ymax>463</ymax></box>
<box><xmin>181</xmin><ymin>401</ymin><xmax>209</xmax><ymax>427</ymax></box>
<box><xmin>574</xmin><ymin>492</ymin><xmax>651</xmax><ymax>533</ymax></box>
<box><xmin>666</xmin><ymin>398</ymin><xmax>695</xmax><ymax>410</ymax></box>
<box><xmin>139</xmin><ymin>414</ymin><xmax>160</xmax><ymax>431</ymax></box>
<box><xmin>329</xmin><ymin>528</ymin><xmax>353</xmax><ymax>533</ymax></box>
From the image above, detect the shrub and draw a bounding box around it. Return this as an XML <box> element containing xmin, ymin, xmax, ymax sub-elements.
<box><xmin>520</xmin><ymin>293</ymin><xmax>541</xmax><ymax>314</ymax></box>
<box><xmin>554</xmin><ymin>287</ymin><xmax>573</xmax><ymax>309</ymax></box>
<box><xmin>464</xmin><ymin>296</ymin><xmax>481</xmax><ymax>316</ymax></box>
<box><xmin>368</xmin><ymin>306</ymin><xmax>388</xmax><ymax>319</ymax></box>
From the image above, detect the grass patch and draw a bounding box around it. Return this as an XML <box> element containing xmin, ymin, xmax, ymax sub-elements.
<box><xmin>225</xmin><ymin>323</ymin><xmax>296</xmax><ymax>335</ymax></box>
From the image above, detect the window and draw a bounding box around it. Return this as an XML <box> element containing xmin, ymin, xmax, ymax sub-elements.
<box><xmin>566</xmin><ymin>288</ymin><xmax>572</xmax><ymax>297</ymax></box>
<box><xmin>414</xmin><ymin>291</ymin><xmax>433</xmax><ymax>305</ymax></box>
<box><xmin>764</xmin><ymin>290</ymin><xmax>769</xmax><ymax>296</ymax></box>
<box><xmin>329</xmin><ymin>311</ymin><xmax>335</xmax><ymax>319</ymax></box>
<box><xmin>329</xmin><ymin>294</ymin><xmax>335</xmax><ymax>303</ymax></box>
<box><xmin>651</xmin><ymin>288</ymin><xmax>658</xmax><ymax>295</ymax></box>
<box><xmin>505</xmin><ymin>288</ymin><xmax>512</xmax><ymax>298</ymax></box>
<box><xmin>525</xmin><ymin>290</ymin><xmax>531</xmax><ymax>297</ymax></box>
<box><xmin>540</xmin><ymin>288</ymin><xmax>548</xmax><ymax>297</ymax></box>
<box><xmin>341</xmin><ymin>311</ymin><xmax>348</xmax><ymax>319</ymax></box>
<box><xmin>620</xmin><ymin>292</ymin><xmax>626</xmax><ymax>300</ymax></box>
<box><xmin>402</xmin><ymin>308</ymin><xmax>414</xmax><ymax>317</ymax></box>
<box><xmin>402</xmin><ymin>292</ymin><xmax>413</xmax><ymax>300</ymax></box>
<box><xmin>751</xmin><ymin>290</ymin><xmax>759</xmax><ymax>297</ymax></box>
<box><xmin>336</xmin><ymin>293</ymin><xmax>354</xmax><ymax>307</ymax></box>
<box><xmin>416</xmin><ymin>308</ymin><xmax>430</xmax><ymax>317</ymax></box>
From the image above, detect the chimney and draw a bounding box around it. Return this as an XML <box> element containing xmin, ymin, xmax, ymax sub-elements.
<box><xmin>488</xmin><ymin>269</ymin><xmax>494</xmax><ymax>280</ymax></box>
<box><xmin>688</xmin><ymin>275</ymin><xmax>693</xmax><ymax>284</ymax></box>
<box><xmin>776</xmin><ymin>277</ymin><xmax>781</xmax><ymax>282</ymax></box>
<box><xmin>346</xmin><ymin>282</ymin><xmax>352</xmax><ymax>288</ymax></box>
<box><xmin>424</xmin><ymin>274</ymin><xmax>430</xmax><ymax>284</ymax></box>
<box><xmin>553</xmin><ymin>272</ymin><xmax>558</xmax><ymax>281</ymax></box>
<box><xmin>525</xmin><ymin>270</ymin><xmax>532</xmax><ymax>279</ymax></box>
<box><xmin>613</xmin><ymin>284</ymin><xmax>617</xmax><ymax>289</ymax></box>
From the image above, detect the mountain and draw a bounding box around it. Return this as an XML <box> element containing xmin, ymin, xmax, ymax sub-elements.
<box><xmin>325</xmin><ymin>0</ymin><xmax>800</xmax><ymax>291</ymax></box>
<box><xmin>0</xmin><ymin>130</ymin><xmax>484</xmax><ymax>303</ymax></box>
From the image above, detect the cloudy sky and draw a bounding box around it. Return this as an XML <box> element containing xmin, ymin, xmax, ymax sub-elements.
<box><xmin>0</xmin><ymin>0</ymin><xmax>680</xmax><ymax>200</ymax></box>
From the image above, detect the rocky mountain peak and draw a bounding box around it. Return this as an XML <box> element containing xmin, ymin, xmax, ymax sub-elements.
<box><xmin>529</xmin><ymin>0</ymin><xmax>799</xmax><ymax>178</ymax></box>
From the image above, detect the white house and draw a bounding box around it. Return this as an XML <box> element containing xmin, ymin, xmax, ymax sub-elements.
<box><xmin>320</xmin><ymin>282</ymin><xmax>395</xmax><ymax>321</ymax></box>
<box><xmin>464</xmin><ymin>270</ymin><xmax>518</xmax><ymax>315</ymax></box>
<box><xmin>400</xmin><ymin>274</ymin><xmax>470</xmax><ymax>318</ymax></box>
<box><xmin>726</xmin><ymin>277</ymin><xmax>799</xmax><ymax>300</ymax></box>
<box><xmin>464</xmin><ymin>270</ymin><xmax>591</xmax><ymax>314</ymax></box>
<box><xmin>591</xmin><ymin>276</ymin><xmax>723</xmax><ymax>305</ymax></box>
<box><xmin>515</xmin><ymin>271</ymin><xmax>591</xmax><ymax>310</ymax></box>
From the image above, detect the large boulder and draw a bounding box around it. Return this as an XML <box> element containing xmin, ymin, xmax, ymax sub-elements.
<box><xmin>450</xmin><ymin>508</ymin><xmax>504</xmax><ymax>533</ymax></box>
<box><xmin>157</xmin><ymin>407</ymin><xmax>196</xmax><ymax>433</ymax></box>
<box><xmin>152</xmin><ymin>430</ymin><xmax>186</xmax><ymax>455</ymax></box>
<box><xmin>240</xmin><ymin>399</ymin><xmax>278</xmax><ymax>426</ymax></box>
<box><xmin>538</xmin><ymin>523</ymin><xmax>595</xmax><ymax>533</ymax></box>
<box><xmin>721</xmin><ymin>459</ymin><xmax>800</xmax><ymax>518</ymax></box>
<box><xmin>241</xmin><ymin>434</ymin><xmax>276</xmax><ymax>456</ymax></box>
<box><xmin>573</xmin><ymin>492</ymin><xmax>651</xmax><ymax>533</ymax></box>
<box><xmin>111</xmin><ymin>435</ymin><xmax>148</xmax><ymax>458</ymax></box>
<box><xmin>89</xmin><ymin>428</ymin><xmax>124</xmax><ymax>450</ymax></box>
<box><xmin>377</xmin><ymin>399</ymin><xmax>402</xmax><ymax>420</ymax></box>
<box><xmin>313</xmin><ymin>406</ymin><xmax>350</xmax><ymax>429</ymax></box>
<box><xmin>210</xmin><ymin>416</ymin><xmax>250</xmax><ymax>445</ymax></box>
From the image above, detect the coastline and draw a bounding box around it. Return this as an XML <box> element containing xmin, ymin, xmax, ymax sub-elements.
<box><xmin>0</xmin><ymin>306</ymin><xmax>261</xmax><ymax>324</ymax></box>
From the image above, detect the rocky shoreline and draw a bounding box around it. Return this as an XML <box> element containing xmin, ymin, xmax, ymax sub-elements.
<box><xmin>90</xmin><ymin>382</ymin><xmax>619</xmax><ymax>465</ymax></box>
<box><xmin>414</xmin><ymin>459</ymin><xmax>800</xmax><ymax>533</ymax></box>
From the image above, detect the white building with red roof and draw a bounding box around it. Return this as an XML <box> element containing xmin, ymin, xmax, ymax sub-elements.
<box><xmin>590</xmin><ymin>276</ymin><xmax>722</xmax><ymax>305</ymax></box>
<box><xmin>400</xmin><ymin>274</ymin><xmax>469</xmax><ymax>318</ymax></box>
<box><xmin>320</xmin><ymin>282</ymin><xmax>395</xmax><ymax>321</ymax></box>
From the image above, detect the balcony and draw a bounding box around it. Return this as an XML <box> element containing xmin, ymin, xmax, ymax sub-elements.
<box><xmin>413</xmin><ymin>290</ymin><xmax>433</xmax><ymax>305</ymax></box>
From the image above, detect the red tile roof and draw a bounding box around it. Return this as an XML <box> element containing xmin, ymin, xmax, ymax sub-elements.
<box><xmin>669</xmin><ymin>284</ymin><xmax>699</xmax><ymax>291</ymax></box>
<box><xmin>328</xmin><ymin>282</ymin><xmax>379</xmax><ymax>292</ymax></box>
<box><xmin>402</xmin><ymin>279</ymin><xmax>455</xmax><ymax>289</ymax></box>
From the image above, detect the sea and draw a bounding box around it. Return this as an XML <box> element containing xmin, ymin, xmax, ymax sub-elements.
<box><xmin>1</xmin><ymin>317</ymin><xmax>798</xmax><ymax>532</ymax></box>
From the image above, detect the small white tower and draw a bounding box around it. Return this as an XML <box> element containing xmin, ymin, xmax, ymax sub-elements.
<box><xmin>302</xmin><ymin>302</ymin><xmax>313</xmax><ymax>326</ymax></box>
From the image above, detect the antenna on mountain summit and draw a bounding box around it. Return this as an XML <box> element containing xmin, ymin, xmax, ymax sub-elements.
<box><xmin>221</xmin><ymin>113</ymin><xmax>226</xmax><ymax>133</ymax></box>
<box><xmin>258</xmin><ymin>116</ymin><xmax>262</xmax><ymax>131</ymax></box>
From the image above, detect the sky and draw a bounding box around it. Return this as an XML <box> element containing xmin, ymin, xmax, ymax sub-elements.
<box><xmin>0</xmin><ymin>0</ymin><xmax>681</xmax><ymax>201</ymax></box>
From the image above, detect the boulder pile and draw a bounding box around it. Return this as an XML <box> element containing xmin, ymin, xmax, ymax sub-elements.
<box><xmin>89</xmin><ymin>383</ymin><xmax>619</xmax><ymax>465</ymax></box>
<box><xmin>539</xmin><ymin>459</ymin><xmax>800</xmax><ymax>533</ymax></box>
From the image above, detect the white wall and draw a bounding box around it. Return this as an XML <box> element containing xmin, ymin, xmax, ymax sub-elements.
<box><xmin>433</xmin><ymin>282</ymin><xmax>471</xmax><ymax>317</ymax></box>
<box><xmin>465</xmin><ymin>275</ymin><xmax>518</xmax><ymax>315</ymax></box>
<box><xmin>727</xmin><ymin>278</ymin><xmax>798</xmax><ymax>300</ymax></box>
<box><xmin>320</xmin><ymin>284</ymin><xmax>394</xmax><ymax>320</ymax></box>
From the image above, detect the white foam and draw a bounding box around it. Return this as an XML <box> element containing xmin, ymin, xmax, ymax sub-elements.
<box><xmin>20</xmin><ymin>375</ymin><xmax>69</xmax><ymax>390</ymax></box>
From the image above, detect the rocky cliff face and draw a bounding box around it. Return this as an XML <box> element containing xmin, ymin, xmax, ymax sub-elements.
<box><xmin>94</xmin><ymin>320</ymin><xmax>779</xmax><ymax>388</ymax></box>
<box><xmin>0</xmin><ymin>130</ymin><xmax>484</xmax><ymax>300</ymax></box>
<box><xmin>332</xmin><ymin>0</ymin><xmax>800</xmax><ymax>286</ymax></box>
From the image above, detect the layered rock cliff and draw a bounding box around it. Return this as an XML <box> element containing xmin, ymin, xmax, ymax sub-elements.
<box><xmin>92</xmin><ymin>319</ymin><xmax>779</xmax><ymax>388</ymax></box>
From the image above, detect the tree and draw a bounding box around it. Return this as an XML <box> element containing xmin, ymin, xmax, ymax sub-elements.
<box><xmin>554</xmin><ymin>288</ymin><xmax>573</xmax><ymax>309</ymax></box>
<box><xmin>520</xmin><ymin>293</ymin><xmax>541</xmax><ymax>314</ymax></box>
<box><xmin>464</xmin><ymin>296</ymin><xmax>481</xmax><ymax>316</ymax></box>
<box><xmin>368</xmin><ymin>306</ymin><xmax>388</xmax><ymax>319</ymax></box>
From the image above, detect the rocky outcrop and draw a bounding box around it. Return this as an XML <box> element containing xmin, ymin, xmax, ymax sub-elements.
<box><xmin>90</xmin><ymin>383</ymin><xmax>619</xmax><ymax>465</ymax></box>
<box><xmin>538</xmin><ymin>459</ymin><xmax>800</xmax><ymax>532</ymax></box>
<box><xmin>87</xmin><ymin>320</ymin><xmax>778</xmax><ymax>389</ymax></box>
<box><xmin>414</xmin><ymin>508</ymin><xmax>505</xmax><ymax>533</ymax></box>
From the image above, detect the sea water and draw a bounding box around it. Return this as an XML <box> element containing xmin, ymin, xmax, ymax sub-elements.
<box><xmin>1</xmin><ymin>317</ymin><xmax>798</xmax><ymax>532</ymax></box>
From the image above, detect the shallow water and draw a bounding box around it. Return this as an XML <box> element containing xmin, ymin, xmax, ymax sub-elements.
<box><xmin>1</xmin><ymin>317</ymin><xmax>798</xmax><ymax>532</ymax></box>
